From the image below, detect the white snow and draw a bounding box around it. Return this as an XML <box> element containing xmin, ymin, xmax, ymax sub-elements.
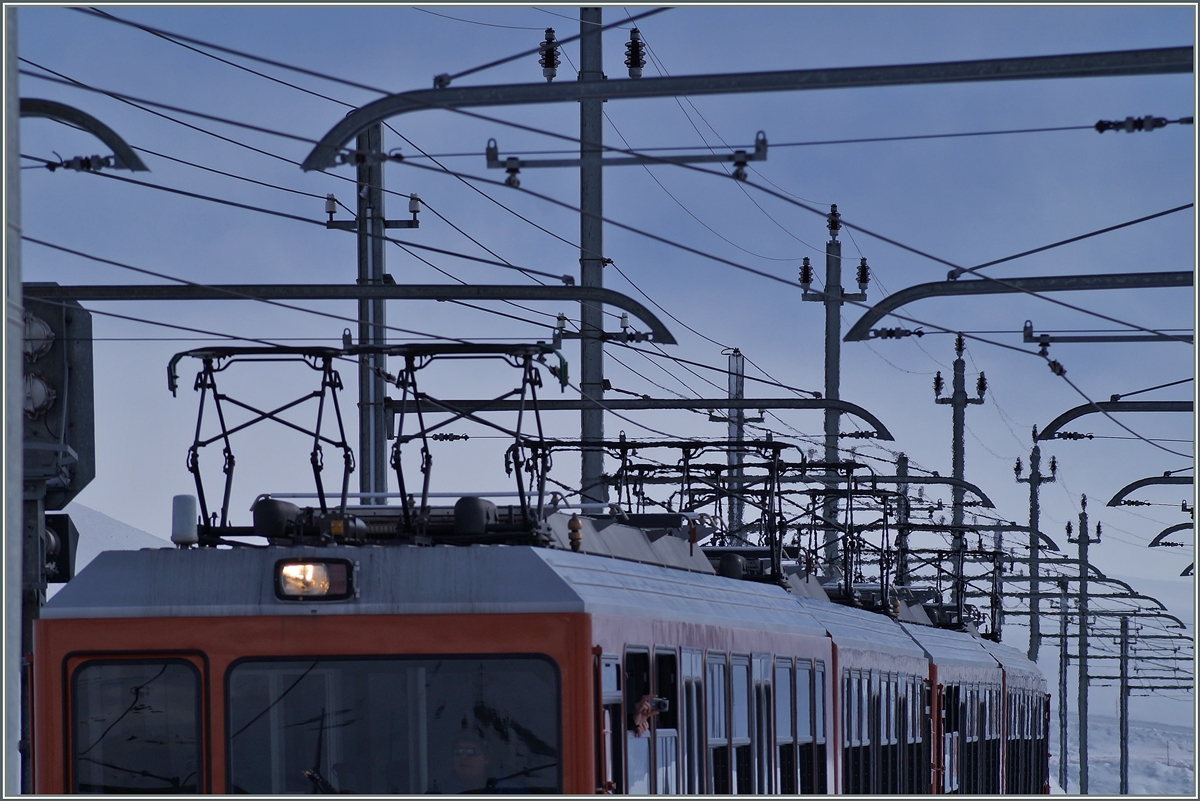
<box><xmin>1050</xmin><ymin>714</ymin><xmax>1195</xmax><ymax>795</ymax></box>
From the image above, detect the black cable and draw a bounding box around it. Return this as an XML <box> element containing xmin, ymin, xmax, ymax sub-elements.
<box><xmin>951</xmin><ymin>204</ymin><xmax>1196</xmax><ymax>279</ymax></box>
<box><xmin>23</xmin><ymin>236</ymin><xmax>472</xmax><ymax>345</ymax></box>
<box><xmin>1111</xmin><ymin>377</ymin><xmax>1193</xmax><ymax>401</ymax></box>
<box><xmin>20</xmin><ymin>64</ymin><xmax>325</xmax><ymax>147</ymax></box>
<box><xmin>413</xmin><ymin>8</ymin><xmax>546</xmax><ymax>31</ymax></box>
<box><xmin>70</xmin><ymin>168</ymin><xmax>573</xmax><ymax>283</ymax></box>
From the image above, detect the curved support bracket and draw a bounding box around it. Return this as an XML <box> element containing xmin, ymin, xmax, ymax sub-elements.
<box><xmin>1038</xmin><ymin>400</ymin><xmax>1192</xmax><ymax>440</ymax></box>
<box><xmin>844</xmin><ymin>272</ymin><xmax>1193</xmax><ymax>341</ymax></box>
<box><xmin>1038</xmin><ymin>532</ymin><xmax>1061</xmax><ymax>552</ymax></box>
<box><xmin>20</xmin><ymin>98</ymin><xmax>149</xmax><ymax>171</ymax></box>
<box><xmin>1107</xmin><ymin>474</ymin><xmax>1193</xmax><ymax>506</ymax></box>
<box><xmin>866</xmin><ymin>475</ymin><xmax>995</xmax><ymax>508</ymax></box>
<box><xmin>23</xmin><ymin>282</ymin><xmax>677</xmax><ymax>345</ymax></box>
<box><xmin>1149</xmin><ymin>522</ymin><xmax>1193</xmax><ymax>547</ymax></box>
<box><xmin>301</xmin><ymin>47</ymin><xmax>1193</xmax><ymax>172</ymax></box>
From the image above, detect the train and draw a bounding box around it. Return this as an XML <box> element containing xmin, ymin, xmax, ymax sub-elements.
<box><xmin>32</xmin><ymin>495</ymin><xmax>1049</xmax><ymax>794</ymax></box>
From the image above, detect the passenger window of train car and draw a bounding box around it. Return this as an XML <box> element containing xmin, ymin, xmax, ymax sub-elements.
<box><xmin>70</xmin><ymin>659</ymin><xmax>202</xmax><ymax>794</ymax></box>
<box><xmin>624</xmin><ymin>650</ymin><xmax>652</xmax><ymax>794</ymax></box>
<box><xmin>705</xmin><ymin>654</ymin><xmax>730</xmax><ymax>794</ymax></box>
<box><xmin>681</xmin><ymin>649</ymin><xmax>703</xmax><ymax>794</ymax></box>
<box><xmin>730</xmin><ymin>656</ymin><xmax>752</xmax><ymax>794</ymax></box>
<box><xmin>774</xmin><ymin>658</ymin><xmax>795</xmax><ymax>794</ymax></box>
<box><xmin>653</xmin><ymin>650</ymin><xmax>679</xmax><ymax>794</ymax></box>
<box><xmin>226</xmin><ymin>656</ymin><xmax>560</xmax><ymax>794</ymax></box>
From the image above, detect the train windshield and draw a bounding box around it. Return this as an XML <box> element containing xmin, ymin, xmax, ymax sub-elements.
<box><xmin>227</xmin><ymin>656</ymin><xmax>561</xmax><ymax>794</ymax></box>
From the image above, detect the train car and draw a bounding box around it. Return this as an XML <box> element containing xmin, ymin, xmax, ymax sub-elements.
<box><xmin>31</xmin><ymin>503</ymin><xmax>1049</xmax><ymax>794</ymax></box>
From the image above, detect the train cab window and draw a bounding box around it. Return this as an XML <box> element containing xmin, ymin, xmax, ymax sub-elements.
<box><xmin>705</xmin><ymin>654</ymin><xmax>729</xmax><ymax>794</ymax></box>
<box><xmin>730</xmin><ymin>656</ymin><xmax>752</xmax><ymax>794</ymax></box>
<box><xmin>71</xmin><ymin>660</ymin><xmax>201</xmax><ymax>794</ymax></box>
<box><xmin>753</xmin><ymin>655</ymin><xmax>772</xmax><ymax>794</ymax></box>
<box><xmin>775</xmin><ymin>659</ymin><xmax>796</xmax><ymax>794</ymax></box>
<box><xmin>624</xmin><ymin>650</ymin><xmax>652</xmax><ymax>794</ymax></box>
<box><xmin>681</xmin><ymin>649</ymin><xmax>703</xmax><ymax>794</ymax></box>
<box><xmin>226</xmin><ymin>656</ymin><xmax>560</xmax><ymax>794</ymax></box>
<box><xmin>653</xmin><ymin>650</ymin><xmax>679</xmax><ymax>794</ymax></box>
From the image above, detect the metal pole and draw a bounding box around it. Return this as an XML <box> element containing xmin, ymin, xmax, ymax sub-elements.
<box><xmin>5</xmin><ymin>9</ymin><xmax>26</xmax><ymax>793</ymax></box>
<box><xmin>1076</xmin><ymin>496</ymin><xmax>1091</xmax><ymax>794</ymax></box>
<box><xmin>935</xmin><ymin>335</ymin><xmax>982</xmax><ymax>625</ymax></box>
<box><xmin>821</xmin><ymin>207</ymin><xmax>842</xmax><ymax>572</ymax></box>
<box><xmin>728</xmin><ymin>348</ymin><xmax>745</xmax><ymax>535</ymax></box>
<box><xmin>356</xmin><ymin>125</ymin><xmax>388</xmax><ymax>505</ymax></box>
<box><xmin>1017</xmin><ymin>434</ymin><xmax>1054</xmax><ymax>661</ymax></box>
<box><xmin>1058</xmin><ymin>579</ymin><xmax>1069</xmax><ymax>792</ymax></box>
<box><xmin>896</xmin><ymin>453</ymin><xmax>910</xmax><ymax>587</ymax></box>
<box><xmin>578</xmin><ymin>7</ymin><xmax>606</xmax><ymax>510</ymax></box>
<box><xmin>1119</xmin><ymin>615</ymin><xmax>1130</xmax><ymax>794</ymax></box>
<box><xmin>990</xmin><ymin>528</ymin><xmax>1003</xmax><ymax>640</ymax></box>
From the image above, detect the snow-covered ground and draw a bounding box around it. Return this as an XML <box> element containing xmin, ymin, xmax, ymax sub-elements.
<box><xmin>1050</xmin><ymin>714</ymin><xmax>1194</xmax><ymax>795</ymax></box>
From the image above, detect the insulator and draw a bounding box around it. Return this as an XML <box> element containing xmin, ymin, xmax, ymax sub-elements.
<box><xmin>856</xmin><ymin>258</ymin><xmax>870</xmax><ymax>290</ymax></box>
<box><xmin>620</xmin><ymin>312</ymin><xmax>629</xmax><ymax>331</ymax></box>
<box><xmin>1049</xmin><ymin>456</ymin><xmax>1058</xmax><ymax>475</ymax></box>
<box><xmin>976</xmin><ymin>372</ymin><xmax>988</xmax><ymax>397</ymax></box>
<box><xmin>955</xmin><ymin>333</ymin><xmax>965</xmax><ymax>357</ymax></box>
<box><xmin>625</xmin><ymin>29</ymin><xmax>645</xmax><ymax>78</ymax></box>
<box><xmin>1014</xmin><ymin>458</ymin><xmax>1023</xmax><ymax>478</ymax></box>
<box><xmin>933</xmin><ymin>371</ymin><xmax>944</xmax><ymax>397</ymax></box>
<box><xmin>798</xmin><ymin>257</ymin><xmax>813</xmax><ymax>289</ymax></box>
<box><xmin>325</xmin><ymin>193</ymin><xmax>337</xmax><ymax>217</ymax></box>
<box><xmin>408</xmin><ymin>193</ymin><xmax>421</xmax><ymax>215</ymax></box>
<box><xmin>539</xmin><ymin>28</ymin><xmax>560</xmax><ymax>82</ymax></box>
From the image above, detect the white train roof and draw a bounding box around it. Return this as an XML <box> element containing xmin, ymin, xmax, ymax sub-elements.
<box><xmin>900</xmin><ymin>622</ymin><xmax>1004</xmax><ymax>683</ymax></box>
<box><xmin>791</xmin><ymin>595</ymin><xmax>928</xmax><ymax>673</ymax></box>
<box><xmin>41</xmin><ymin>544</ymin><xmax>826</xmax><ymax>638</ymax></box>
<box><xmin>977</xmin><ymin>638</ymin><xmax>1048</xmax><ymax>692</ymax></box>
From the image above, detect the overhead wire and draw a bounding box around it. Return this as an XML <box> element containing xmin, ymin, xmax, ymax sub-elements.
<box><xmin>69</xmin><ymin>6</ymin><xmax>1191</xmax><ymax>348</ymax></box>
<box><xmin>50</xmin><ymin>8</ymin><xmax>1192</xmax><ymax>475</ymax></box>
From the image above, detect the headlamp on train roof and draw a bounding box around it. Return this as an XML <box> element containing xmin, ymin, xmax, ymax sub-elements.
<box><xmin>275</xmin><ymin>559</ymin><xmax>353</xmax><ymax>601</ymax></box>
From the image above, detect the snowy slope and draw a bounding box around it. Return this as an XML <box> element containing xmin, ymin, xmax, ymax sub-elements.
<box><xmin>1049</xmin><ymin>714</ymin><xmax>1195</xmax><ymax>795</ymax></box>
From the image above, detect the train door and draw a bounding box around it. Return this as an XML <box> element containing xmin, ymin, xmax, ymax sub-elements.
<box><xmin>653</xmin><ymin>649</ymin><xmax>679</xmax><ymax>793</ymax></box>
<box><xmin>774</xmin><ymin>657</ymin><xmax>796</xmax><ymax>794</ymax></box>
<box><xmin>680</xmin><ymin>649</ymin><xmax>703</xmax><ymax>794</ymax></box>
<box><xmin>65</xmin><ymin>653</ymin><xmax>207</xmax><ymax>794</ymax></box>
<box><xmin>814</xmin><ymin>660</ymin><xmax>828</xmax><ymax>793</ymax></box>
<box><xmin>752</xmin><ymin>654</ymin><xmax>772</xmax><ymax>793</ymax></box>
<box><xmin>597</xmin><ymin>655</ymin><xmax>623</xmax><ymax>793</ymax></box>
<box><xmin>623</xmin><ymin>649</ymin><xmax>651</xmax><ymax>793</ymax></box>
<box><xmin>705</xmin><ymin>652</ymin><xmax>729</xmax><ymax>793</ymax></box>
<box><xmin>730</xmin><ymin>654</ymin><xmax>752</xmax><ymax>793</ymax></box>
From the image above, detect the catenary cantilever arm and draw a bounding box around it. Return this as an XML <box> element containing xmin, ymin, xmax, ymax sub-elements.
<box><xmin>301</xmin><ymin>46</ymin><xmax>1192</xmax><ymax>171</ymax></box>
<box><xmin>22</xmin><ymin>282</ymin><xmax>677</xmax><ymax>345</ymax></box>
<box><xmin>1107</xmin><ymin>474</ymin><xmax>1193</xmax><ymax>506</ymax></box>
<box><xmin>1149</xmin><ymin>523</ymin><xmax>1193</xmax><ymax>548</ymax></box>
<box><xmin>844</xmin><ymin>271</ymin><xmax>1193</xmax><ymax>341</ymax></box>
<box><xmin>1037</xmin><ymin>401</ymin><xmax>1192</xmax><ymax>440</ymax></box>
<box><xmin>20</xmin><ymin>98</ymin><xmax>149</xmax><ymax>171</ymax></box>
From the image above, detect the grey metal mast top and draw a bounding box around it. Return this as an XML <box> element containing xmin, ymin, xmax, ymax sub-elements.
<box><xmin>301</xmin><ymin>46</ymin><xmax>1192</xmax><ymax>171</ymax></box>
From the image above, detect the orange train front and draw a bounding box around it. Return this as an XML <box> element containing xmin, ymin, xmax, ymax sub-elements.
<box><xmin>32</xmin><ymin>505</ymin><xmax>1048</xmax><ymax>794</ymax></box>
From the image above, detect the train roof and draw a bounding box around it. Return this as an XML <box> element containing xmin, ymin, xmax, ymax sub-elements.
<box><xmin>977</xmin><ymin>638</ymin><xmax>1048</xmax><ymax>691</ymax></box>
<box><xmin>790</xmin><ymin>594</ymin><xmax>928</xmax><ymax>674</ymax></box>
<box><xmin>41</xmin><ymin>544</ymin><xmax>829</xmax><ymax>638</ymax></box>
<box><xmin>900</xmin><ymin>622</ymin><xmax>1003</xmax><ymax>683</ymax></box>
